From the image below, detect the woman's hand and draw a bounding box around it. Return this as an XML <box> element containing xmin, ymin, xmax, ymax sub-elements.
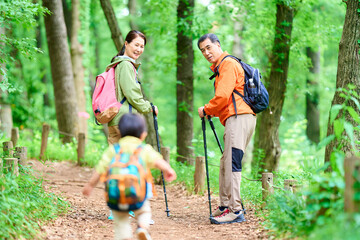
<box><xmin>152</xmin><ymin>105</ymin><xmax>159</xmax><ymax>116</ymax></box>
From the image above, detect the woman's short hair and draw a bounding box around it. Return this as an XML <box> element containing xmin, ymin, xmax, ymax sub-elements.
<box><xmin>118</xmin><ymin>113</ymin><xmax>147</xmax><ymax>138</ymax></box>
<box><xmin>197</xmin><ymin>33</ymin><xmax>221</xmax><ymax>49</ymax></box>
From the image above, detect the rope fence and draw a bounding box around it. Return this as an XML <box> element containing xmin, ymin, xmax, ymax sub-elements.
<box><xmin>4</xmin><ymin>126</ymin><xmax>360</xmax><ymax>213</ymax></box>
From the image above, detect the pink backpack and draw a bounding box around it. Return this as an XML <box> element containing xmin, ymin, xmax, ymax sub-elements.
<box><xmin>92</xmin><ymin>62</ymin><xmax>137</xmax><ymax>124</ymax></box>
<box><xmin>92</xmin><ymin>63</ymin><xmax>123</xmax><ymax>124</ymax></box>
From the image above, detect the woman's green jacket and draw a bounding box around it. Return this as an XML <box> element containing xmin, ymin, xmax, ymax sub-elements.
<box><xmin>106</xmin><ymin>56</ymin><xmax>152</xmax><ymax>127</ymax></box>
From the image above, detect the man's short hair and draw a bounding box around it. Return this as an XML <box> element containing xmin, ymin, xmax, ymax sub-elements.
<box><xmin>118</xmin><ymin>113</ymin><xmax>147</xmax><ymax>138</ymax></box>
<box><xmin>197</xmin><ymin>33</ymin><xmax>221</xmax><ymax>49</ymax></box>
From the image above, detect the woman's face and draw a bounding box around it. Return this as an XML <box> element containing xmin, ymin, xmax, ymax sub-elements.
<box><xmin>124</xmin><ymin>36</ymin><xmax>145</xmax><ymax>60</ymax></box>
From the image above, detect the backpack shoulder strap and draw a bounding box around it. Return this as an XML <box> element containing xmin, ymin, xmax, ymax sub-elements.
<box><xmin>133</xmin><ymin>144</ymin><xmax>144</xmax><ymax>156</ymax></box>
<box><xmin>209</xmin><ymin>55</ymin><xmax>242</xmax><ymax>80</ymax></box>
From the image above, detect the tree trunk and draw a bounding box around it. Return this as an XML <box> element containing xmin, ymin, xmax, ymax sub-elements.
<box><xmin>35</xmin><ymin>14</ymin><xmax>50</xmax><ymax>107</ymax></box>
<box><xmin>71</xmin><ymin>0</ymin><xmax>88</xmax><ymax>136</ymax></box>
<box><xmin>0</xmin><ymin>26</ymin><xmax>13</xmax><ymax>138</ymax></box>
<box><xmin>253</xmin><ymin>3</ymin><xmax>294</xmax><ymax>173</ymax></box>
<box><xmin>62</xmin><ymin>0</ymin><xmax>72</xmax><ymax>40</ymax></box>
<box><xmin>306</xmin><ymin>47</ymin><xmax>320</xmax><ymax>144</ymax></box>
<box><xmin>176</xmin><ymin>0</ymin><xmax>194</xmax><ymax>164</ymax></box>
<box><xmin>232</xmin><ymin>5</ymin><xmax>247</xmax><ymax>60</ymax></box>
<box><xmin>232</xmin><ymin>21</ymin><xmax>246</xmax><ymax>60</ymax></box>
<box><xmin>128</xmin><ymin>0</ymin><xmax>138</xmax><ymax>30</ymax></box>
<box><xmin>100</xmin><ymin>0</ymin><xmax>124</xmax><ymax>51</ymax></box>
<box><xmin>43</xmin><ymin>0</ymin><xmax>79</xmax><ymax>143</ymax></box>
<box><xmin>324</xmin><ymin>0</ymin><xmax>360</xmax><ymax>165</ymax></box>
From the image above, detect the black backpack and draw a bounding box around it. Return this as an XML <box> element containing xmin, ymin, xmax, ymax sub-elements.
<box><xmin>210</xmin><ymin>55</ymin><xmax>269</xmax><ymax>114</ymax></box>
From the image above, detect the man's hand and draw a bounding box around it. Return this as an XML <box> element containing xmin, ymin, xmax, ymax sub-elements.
<box><xmin>198</xmin><ymin>106</ymin><xmax>205</xmax><ymax>118</ymax></box>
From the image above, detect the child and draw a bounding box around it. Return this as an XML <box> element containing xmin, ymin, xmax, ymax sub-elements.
<box><xmin>83</xmin><ymin>113</ymin><xmax>176</xmax><ymax>240</ymax></box>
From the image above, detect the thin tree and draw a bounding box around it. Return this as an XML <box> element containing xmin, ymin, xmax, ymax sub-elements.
<box><xmin>176</xmin><ymin>0</ymin><xmax>194</xmax><ymax>164</ymax></box>
<box><xmin>71</xmin><ymin>0</ymin><xmax>88</xmax><ymax>136</ymax></box>
<box><xmin>324</xmin><ymin>0</ymin><xmax>359</xmax><ymax>165</ymax></box>
<box><xmin>128</xmin><ymin>0</ymin><xmax>138</xmax><ymax>30</ymax></box>
<box><xmin>253</xmin><ymin>1</ymin><xmax>295</xmax><ymax>173</ymax></box>
<box><xmin>35</xmin><ymin>14</ymin><xmax>50</xmax><ymax>107</ymax></box>
<box><xmin>99</xmin><ymin>0</ymin><xmax>124</xmax><ymax>51</ymax></box>
<box><xmin>0</xmin><ymin>26</ymin><xmax>13</xmax><ymax>138</ymax></box>
<box><xmin>43</xmin><ymin>0</ymin><xmax>79</xmax><ymax>143</ymax></box>
<box><xmin>306</xmin><ymin>46</ymin><xmax>320</xmax><ymax>144</ymax></box>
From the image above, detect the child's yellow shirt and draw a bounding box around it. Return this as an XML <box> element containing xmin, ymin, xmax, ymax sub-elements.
<box><xmin>95</xmin><ymin>136</ymin><xmax>162</xmax><ymax>174</ymax></box>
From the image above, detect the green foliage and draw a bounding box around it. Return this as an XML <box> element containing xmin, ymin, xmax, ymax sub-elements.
<box><xmin>262</xmin><ymin>86</ymin><xmax>360</xmax><ymax>238</ymax></box>
<box><xmin>5</xmin><ymin>128</ymin><xmax>108</xmax><ymax>168</ymax></box>
<box><xmin>0</xmin><ymin>169</ymin><xmax>69</xmax><ymax>239</ymax></box>
<box><xmin>0</xmin><ymin>0</ymin><xmax>48</xmax><ymax>91</ymax></box>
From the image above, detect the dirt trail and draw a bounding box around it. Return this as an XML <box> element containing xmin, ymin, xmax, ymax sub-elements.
<box><xmin>31</xmin><ymin>160</ymin><xmax>269</xmax><ymax>240</ymax></box>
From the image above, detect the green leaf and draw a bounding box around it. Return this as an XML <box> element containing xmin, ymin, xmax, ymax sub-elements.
<box><xmin>334</xmin><ymin>119</ymin><xmax>344</xmax><ymax>139</ymax></box>
<box><xmin>344</xmin><ymin>121</ymin><xmax>355</xmax><ymax>148</ymax></box>
<box><xmin>330</xmin><ymin>104</ymin><xmax>343</xmax><ymax>123</ymax></box>
<box><xmin>317</xmin><ymin>135</ymin><xmax>335</xmax><ymax>150</ymax></box>
<box><xmin>350</xmin><ymin>96</ymin><xmax>360</xmax><ymax>110</ymax></box>
<box><xmin>347</xmin><ymin>107</ymin><xmax>360</xmax><ymax>123</ymax></box>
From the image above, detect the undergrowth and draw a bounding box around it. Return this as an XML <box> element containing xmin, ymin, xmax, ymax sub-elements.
<box><xmin>0</xmin><ymin>167</ymin><xmax>69</xmax><ymax>239</ymax></box>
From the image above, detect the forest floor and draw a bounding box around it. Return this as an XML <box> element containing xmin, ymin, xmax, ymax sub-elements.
<box><xmin>31</xmin><ymin>159</ymin><xmax>271</xmax><ymax>240</ymax></box>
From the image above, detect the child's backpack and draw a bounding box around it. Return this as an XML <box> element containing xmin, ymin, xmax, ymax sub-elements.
<box><xmin>210</xmin><ymin>55</ymin><xmax>269</xmax><ymax>114</ymax></box>
<box><xmin>101</xmin><ymin>143</ymin><xmax>150</xmax><ymax>211</ymax></box>
<box><xmin>92</xmin><ymin>63</ymin><xmax>126</xmax><ymax>124</ymax></box>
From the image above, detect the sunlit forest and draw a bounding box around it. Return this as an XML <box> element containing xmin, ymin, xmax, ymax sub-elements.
<box><xmin>0</xmin><ymin>0</ymin><xmax>359</xmax><ymax>239</ymax></box>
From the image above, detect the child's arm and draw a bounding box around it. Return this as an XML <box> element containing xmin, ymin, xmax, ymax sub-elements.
<box><xmin>82</xmin><ymin>171</ymin><xmax>101</xmax><ymax>197</ymax></box>
<box><xmin>154</xmin><ymin>158</ymin><xmax>177</xmax><ymax>182</ymax></box>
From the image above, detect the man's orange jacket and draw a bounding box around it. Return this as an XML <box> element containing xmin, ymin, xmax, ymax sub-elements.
<box><xmin>204</xmin><ymin>51</ymin><xmax>255</xmax><ymax>126</ymax></box>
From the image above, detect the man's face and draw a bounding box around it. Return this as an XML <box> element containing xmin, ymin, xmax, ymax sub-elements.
<box><xmin>199</xmin><ymin>38</ymin><xmax>222</xmax><ymax>64</ymax></box>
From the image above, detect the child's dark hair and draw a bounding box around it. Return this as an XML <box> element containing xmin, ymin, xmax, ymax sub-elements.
<box><xmin>118</xmin><ymin>113</ymin><xmax>147</xmax><ymax>138</ymax></box>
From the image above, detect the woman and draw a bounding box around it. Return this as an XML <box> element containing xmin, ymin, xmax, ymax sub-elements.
<box><xmin>106</xmin><ymin>30</ymin><xmax>158</xmax><ymax>145</ymax></box>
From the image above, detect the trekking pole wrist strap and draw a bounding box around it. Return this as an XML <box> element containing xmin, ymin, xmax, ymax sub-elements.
<box><xmin>203</xmin><ymin>108</ymin><xmax>206</xmax><ymax>117</ymax></box>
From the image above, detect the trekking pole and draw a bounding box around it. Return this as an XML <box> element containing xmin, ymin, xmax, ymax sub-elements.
<box><xmin>151</xmin><ymin>104</ymin><xmax>170</xmax><ymax>217</ymax></box>
<box><xmin>202</xmin><ymin>117</ymin><xmax>213</xmax><ymax>219</ymax></box>
<box><xmin>207</xmin><ymin>117</ymin><xmax>223</xmax><ymax>154</ymax></box>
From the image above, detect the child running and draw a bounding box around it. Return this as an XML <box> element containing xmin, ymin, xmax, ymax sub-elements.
<box><xmin>83</xmin><ymin>113</ymin><xmax>176</xmax><ymax>240</ymax></box>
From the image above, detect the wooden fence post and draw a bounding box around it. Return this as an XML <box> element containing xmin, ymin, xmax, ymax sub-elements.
<box><xmin>4</xmin><ymin>158</ymin><xmax>19</xmax><ymax>176</ymax></box>
<box><xmin>161</xmin><ymin>147</ymin><xmax>170</xmax><ymax>163</ymax></box>
<box><xmin>3</xmin><ymin>141</ymin><xmax>14</xmax><ymax>157</ymax></box>
<box><xmin>15</xmin><ymin>147</ymin><xmax>28</xmax><ymax>166</ymax></box>
<box><xmin>344</xmin><ymin>156</ymin><xmax>360</xmax><ymax>213</ymax></box>
<box><xmin>11</xmin><ymin>127</ymin><xmax>19</xmax><ymax>147</ymax></box>
<box><xmin>40</xmin><ymin>123</ymin><xmax>50</xmax><ymax>160</ymax></box>
<box><xmin>77</xmin><ymin>133</ymin><xmax>86</xmax><ymax>165</ymax></box>
<box><xmin>284</xmin><ymin>179</ymin><xmax>298</xmax><ymax>193</ymax></box>
<box><xmin>262</xmin><ymin>173</ymin><xmax>274</xmax><ymax>202</ymax></box>
<box><xmin>194</xmin><ymin>156</ymin><xmax>206</xmax><ymax>194</ymax></box>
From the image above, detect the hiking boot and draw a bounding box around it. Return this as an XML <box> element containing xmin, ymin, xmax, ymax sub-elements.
<box><xmin>129</xmin><ymin>211</ymin><xmax>135</xmax><ymax>218</ymax></box>
<box><xmin>108</xmin><ymin>210</ymin><xmax>113</xmax><ymax>220</ymax></box>
<box><xmin>136</xmin><ymin>228</ymin><xmax>152</xmax><ymax>240</ymax></box>
<box><xmin>212</xmin><ymin>206</ymin><xmax>228</xmax><ymax>217</ymax></box>
<box><xmin>210</xmin><ymin>209</ymin><xmax>246</xmax><ymax>224</ymax></box>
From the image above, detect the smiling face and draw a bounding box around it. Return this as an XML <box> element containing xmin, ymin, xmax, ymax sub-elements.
<box><xmin>199</xmin><ymin>38</ymin><xmax>223</xmax><ymax>64</ymax></box>
<box><xmin>124</xmin><ymin>36</ymin><xmax>145</xmax><ymax>60</ymax></box>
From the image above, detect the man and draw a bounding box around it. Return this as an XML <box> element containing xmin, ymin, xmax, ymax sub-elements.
<box><xmin>197</xmin><ymin>33</ymin><xmax>256</xmax><ymax>224</ymax></box>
